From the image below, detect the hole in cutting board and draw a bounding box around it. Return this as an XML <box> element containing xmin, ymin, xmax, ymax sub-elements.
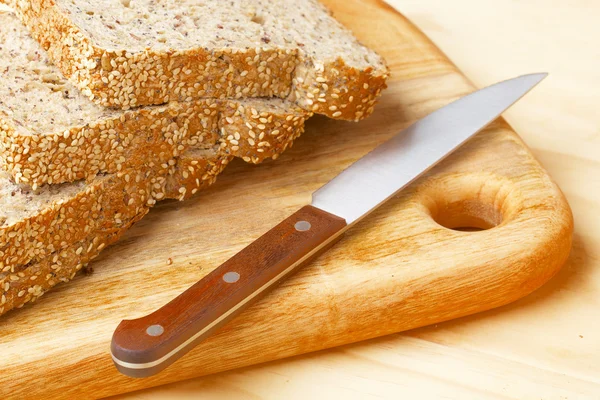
<box><xmin>432</xmin><ymin>199</ymin><xmax>502</xmax><ymax>232</ymax></box>
<box><xmin>420</xmin><ymin>173</ymin><xmax>514</xmax><ymax>233</ymax></box>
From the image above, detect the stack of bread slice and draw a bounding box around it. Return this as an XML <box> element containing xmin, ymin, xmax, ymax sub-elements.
<box><xmin>0</xmin><ymin>0</ymin><xmax>388</xmax><ymax>315</ymax></box>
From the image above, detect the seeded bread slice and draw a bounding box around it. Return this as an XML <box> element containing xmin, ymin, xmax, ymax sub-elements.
<box><xmin>0</xmin><ymin>9</ymin><xmax>310</xmax><ymax>188</ymax></box>
<box><xmin>0</xmin><ymin>147</ymin><xmax>231</xmax><ymax>315</ymax></box>
<box><xmin>8</xmin><ymin>0</ymin><xmax>388</xmax><ymax>120</ymax></box>
<box><xmin>0</xmin><ymin>160</ymin><xmax>163</xmax><ymax>276</ymax></box>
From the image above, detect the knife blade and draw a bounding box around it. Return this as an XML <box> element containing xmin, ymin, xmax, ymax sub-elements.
<box><xmin>111</xmin><ymin>73</ymin><xmax>547</xmax><ymax>378</ymax></box>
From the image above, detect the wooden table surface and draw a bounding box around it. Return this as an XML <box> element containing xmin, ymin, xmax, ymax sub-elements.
<box><xmin>113</xmin><ymin>1</ymin><xmax>600</xmax><ymax>398</ymax></box>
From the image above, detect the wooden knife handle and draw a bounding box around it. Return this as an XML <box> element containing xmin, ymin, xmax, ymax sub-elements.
<box><xmin>111</xmin><ymin>205</ymin><xmax>347</xmax><ymax>378</ymax></box>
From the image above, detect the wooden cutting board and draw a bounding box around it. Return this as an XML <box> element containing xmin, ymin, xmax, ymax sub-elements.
<box><xmin>0</xmin><ymin>0</ymin><xmax>573</xmax><ymax>398</ymax></box>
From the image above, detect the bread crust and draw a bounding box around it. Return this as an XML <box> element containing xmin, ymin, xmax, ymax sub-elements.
<box><xmin>1</xmin><ymin>98</ymin><xmax>309</xmax><ymax>187</ymax></box>
<box><xmin>0</xmin><ymin>208</ymin><xmax>149</xmax><ymax>314</ymax></box>
<box><xmin>0</xmin><ymin>149</ymin><xmax>231</xmax><ymax>316</ymax></box>
<box><xmin>0</xmin><ymin>167</ymin><xmax>160</xmax><ymax>276</ymax></box>
<box><xmin>219</xmin><ymin>103</ymin><xmax>309</xmax><ymax>164</ymax></box>
<box><xmin>10</xmin><ymin>0</ymin><xmax>389</xmax><ymax>120</ymax></box>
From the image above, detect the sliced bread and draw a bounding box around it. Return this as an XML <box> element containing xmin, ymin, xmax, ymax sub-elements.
<box><xmin>0</xmin><ymin>147</ymin><xmax>231</xmax><ymax>315</ymax></box>
<box><xmin>8</xmin><ymin>0</ymin><xmax>389</xmax><ymax>120</ymax></box>
<box><xmin>0</xmin><ymin>9</ymin><xmax>310</xmax><ymax>187</ymax></box>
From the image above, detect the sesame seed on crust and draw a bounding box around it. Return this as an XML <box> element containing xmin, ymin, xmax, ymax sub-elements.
<box><xmin>0</xmin><ymin>147</ymin><xmax>229</xmax><ymax>315</ymax></box>
<box><xmin>218</xmin><ymin>102</ymin><xmax>311</xmax><ymax>163</ymax></box>
<box><xmin>0</xmin><ymin>96</ymin><xmax>310</xmax><ymax>187</ymax></box>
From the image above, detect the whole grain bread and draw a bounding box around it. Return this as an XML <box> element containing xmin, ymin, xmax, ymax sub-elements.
<box><xmin>0</xmin><ymin>10</ymin><xmax>310</xmax><ymax>187</ymax></box>
<box><xmin>8</xmin><ymin>0</ymin><xmax>389</xmax><ymax>120</ymax></box>
<box><xmin>0</xmin><ymin>147</ymin><xmax>231</xmax><ymax>315</ymax></box>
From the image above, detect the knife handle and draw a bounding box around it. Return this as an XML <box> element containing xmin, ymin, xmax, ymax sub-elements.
<box><xmin>111</xmin><ymin>205</ymin><xmax>347</xmax><ymax>378</ymax></box>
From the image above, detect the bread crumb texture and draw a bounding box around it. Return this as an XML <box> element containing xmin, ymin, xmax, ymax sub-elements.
<box><xmin>10</xmin><ymin>0</ymin><xmax>389</xmax><ymax>120</ymax></box>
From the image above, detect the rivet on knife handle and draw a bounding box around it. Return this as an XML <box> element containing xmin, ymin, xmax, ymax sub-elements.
<box><xmin>111</xmin><ymin>205</ymin><xmax>347</xmax><ymax>378</ymax></box>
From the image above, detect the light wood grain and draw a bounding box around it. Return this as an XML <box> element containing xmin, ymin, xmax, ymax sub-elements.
<box><xmin>0</xmin><ymin>0</ymin><xmax>584</xmax><ymax>399</ymax></box>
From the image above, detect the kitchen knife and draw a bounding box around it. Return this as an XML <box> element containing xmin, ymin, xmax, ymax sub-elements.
<box><xmin>111</xmin><ymin>73</ymin><xmax>547</xmax><ymax>378</ymax></box>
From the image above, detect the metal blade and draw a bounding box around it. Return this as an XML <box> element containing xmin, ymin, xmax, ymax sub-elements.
<box><xmin>311</xmin><ymin>73</ymin><xmax>547</xmax><ymax>225</ymax></box>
